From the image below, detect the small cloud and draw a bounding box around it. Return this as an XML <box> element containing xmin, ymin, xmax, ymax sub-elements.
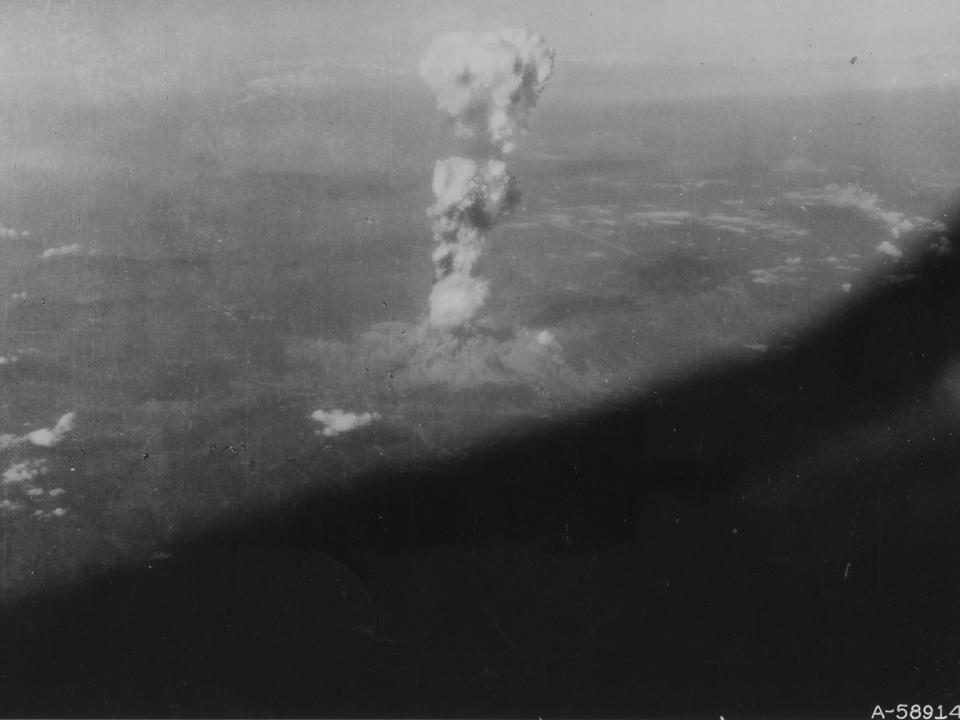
<box><xmin>311</xmin><ymin>408</ymin><xmax>381</xmax><ymax>437</ymax></box>
<box><xmin>33</xmin><ymin>507</ymin><xmax>69</xmax><ymax>520</ymax></box>
<box><xmin>0</xmin><ymin>499</ymin><xmax>23</xmax><ymax>512</ymax></box>
<box><xmin>625</xmin><ymin>210</ymin><xmax>692</xmax><ymax>227</ymax></box>
<box><xmin>842</xmin><ymin>283</ymin><xmax>853</xmax><ymax>293</ymax></box>
<box><xmin>48</xmin><ymin>488</ymin><xmax>66</xmax><ymax>497</ymax></box>
<box><xmin>0</xmin><ymin>412</ymin><xmax>76</xmax><ymax>451</ymax></box>
<box><xmin>749</xmin><ymin>269</ymin><xmax>778</xmax><ymax>285</ymax></box>
<box><xmin>536</xmin><ymin>330</ymin><xmax>556</xmax><ymax>347</ymax></box>
<box><xmin>10</xmin><ymin>291</ymin><xmax>26</xmax><ymax>300</ymax></box>
<box><xmin>0</xmin><ymin>355</ymin><xmax>19</xmax><ymax>365</ymax></box>
<box><xmin>876</xmin><ymin>240</ymin><xmax>902</xmax><ymax>258</ymax></box>
<box><xmin>0</xmin><ymin>226</ymin><xmax>20</xmax><ymax>238</ymax></box>
<box><xmin>39</xmin><ymin>244</ymin><xmax>84</xmax><ymax>260</ymax></box>
<box><xmin>25</xmin><ymin>412</ymin><xmax>76</xmax><ymax>447</ymax></box>
<box><xmin>2</xmin><ymin>459</ymin><xmax>47</xmax><ymax>485</ymax></box>
<box><xmin>25</xmin><ymin>487</ymin><xmax>44</xmax><ymax>497</ymax></box>
<box><xmin>671</xmin><ymin>212</ymin><xmax>811</xmax><ymax>242</ymax></box>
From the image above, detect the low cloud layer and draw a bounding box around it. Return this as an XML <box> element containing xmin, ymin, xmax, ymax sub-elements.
<box><xmin>0</xmin><ymin>412</ymin><xmax>76</xmax><ymax>519</ymax></box>
<box><xmin>311</xmin><ymin>408</ymin><xmax>381</xmax><ymax>437</ymax></box>
<box><xmin>2</xmin><ymin>459</ymin><xmax>47</xmax><ymax>486</ymax></box>
<box><xmin>2</xmin><ymin>412</ymin><xmax>77</xmax><ymax>451</ymax></box>
<box><xmin>40</xmin><ymin>244</ymin><xmax>84</xmax><ymax>260</ymax></box>
<box><xmin>783</xmin><ymin>184</ymin><xmax>935</xmax><ymax>256</ymax></box>
<box><xmin>25</xmin><ymin>412</ymin><xmax>76</xmax><ymax>448</ymax></box>
<box><xmin>876</xmin><ymin>240</ymin><xmax>903</xmax><ymax>258</ymax></box>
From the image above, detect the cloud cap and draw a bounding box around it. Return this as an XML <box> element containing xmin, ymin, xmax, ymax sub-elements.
<box><xmin>419</xmin><ymin>27</ymin><xmax>555</xmax><ymax>154</ymax></box>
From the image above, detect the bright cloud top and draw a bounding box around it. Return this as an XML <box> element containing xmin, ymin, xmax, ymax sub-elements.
<box><xmin>2</xmin><ymin>459</ymin><xmax>47</xmax><ymax>485</ymax></box>
<box><xmin>876</xmin><ymin>240</ymin><xmax>903</xmax><ymax>258</ymax></box>
<box><xmin>25</xmin><ymin>412</ymin><xmax>76</xmax><ymax>447</ymax></box>
<box><xmin>418</xmin><ymin>27</ymin><xmax>555</xmax><ymax>155</ymax></box>
<box><xmin>0</xmin><ymin>412</ymin><xmax>77</xmax><ymax>451</ymax></box>
<box><xmin>1</xmin><ymin>413</ymin><xmax>77</xmax><ymax>518</ymax></box>
<box><xmin>624</xmin><ymin>208</ymin><xmax>810</xmax><ymax>242</ymax></box>
<box><xmin>311</xmin><ymin>408</ymin><xmax>381</xmax><ymax>437</ymax></box>
<box><xmin>40</xmin><ymin>243</ymin><xmax>84</xmax><ymax>259</ymax></box>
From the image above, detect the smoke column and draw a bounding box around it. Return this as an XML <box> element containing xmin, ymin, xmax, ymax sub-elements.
<box><xmin>419</xmin><ymin>28</ymin><xmax>555</xmax><ymax>328</ymax></box>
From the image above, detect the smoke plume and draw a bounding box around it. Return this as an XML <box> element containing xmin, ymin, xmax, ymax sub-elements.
<box><xmin>419</xmin><ymin>28</ymin><xmax>554</xmax><ymax>328</ymax></box>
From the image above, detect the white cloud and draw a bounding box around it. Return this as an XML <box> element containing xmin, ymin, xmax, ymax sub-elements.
<box><xmin>624</xmin><ymin>209</ymin><xmax>808</xmax><ymax>242</ymax></box>
<box><xmin>749</xmin><ymin>264</ymin><xmax>806</xmax><ymax>286</ymax></box>
<box><xmin>39</xmin><ymin>243</ymin><xmax>84</xmax><ymax>259</ymax></box>
<box><xmin>0</xmin><ymin>225</ymin><xmax>20</xmax><ymax>238</ymax></box>
<box><xmin>311</xmin><ymin>408</ymin><xmax>381</xmax><ymax>437</ymax></box>
<box><xmin>25</xmin><ymin>412</ymin><xmax>76</xmax><ymax>447</ymax></box>
<box><xmin>876</xmin><ymin>240</ymin><xmax>903</xmax><ymax>258</ymax></box>
<box><xmin>3</xmin><ymin>459</ymin><xmax>47</xmax><ymax>485</ymax></box>
<box><xmin>784</xmin><ymin>184</ymin><xmax>925</xmax><ymax>239</ymax></box>
<box><xmin>419</xmin><ymin>28</ymin><xmax>554</xmax><ymax>154</ymax></box>
<box><xmin>0</xmin><ymin>412</ymin><xmax>77</xmax><ymax>451</ymax></box>
<box><xmin>624</xmin><ymin>210</ymin><xmax>693</xmax><ymax>226</ymax></box>
<box><xmin>750</xmin><ymin>269</ymin><xmax>779</xmax><ymax>285</ymax></box>
<box><xmin>700</xmin><ymin>213</ymin><xmax>810</xmax><ymax>241</ymax></box>
<box><xmin>32</xmin><ymin>507</ymin><xmax>69</xmax><ymax>520</ymax></box>
<box><xmin>536</xmin><ymin>330</ymin><xmax>556</xmax><ymax>346</ymax></box>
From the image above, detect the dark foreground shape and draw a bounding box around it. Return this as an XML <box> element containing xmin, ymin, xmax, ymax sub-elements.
<box><xmin>3</xmin><ymin>219</ymin><xmax>960</xmax><ymax>717</ymax></box>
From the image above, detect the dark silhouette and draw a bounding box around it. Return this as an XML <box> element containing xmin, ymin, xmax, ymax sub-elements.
<box><xmin>3</xmin><ymin>215</ymin><xmax>960</xmax><ymax>717</ymax></box>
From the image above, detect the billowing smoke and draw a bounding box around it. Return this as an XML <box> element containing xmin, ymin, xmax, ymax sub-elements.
<box><xmin>419</xmin><ymin>27</ymin><xmax>556</xmax><ymax>154</ymax></box>
<box><xmin>419</xmin><ymin>28</ymin><xmax>554</xmax><ymax>328</ymax></box>
<box><xmin>427</xmin><ymin>156</ymin><xmax>518</xmax><ymax>326</ymax></box>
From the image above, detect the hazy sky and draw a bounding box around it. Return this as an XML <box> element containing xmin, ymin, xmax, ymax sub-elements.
<box><xmin>0</xmin><ymin>0</ymin><xmax>957</xmax><ymax>100</ymax></box>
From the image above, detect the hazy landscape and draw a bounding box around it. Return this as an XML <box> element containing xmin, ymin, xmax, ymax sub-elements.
<box><xmin>1</xmin><ymin>44</ymin><xmax>957</xmax><ymax>599</ymax></box>
<box><xmin>1</xmin><ymin>2</ymin><xmax>960</xmax><ymax>714</ymax></box>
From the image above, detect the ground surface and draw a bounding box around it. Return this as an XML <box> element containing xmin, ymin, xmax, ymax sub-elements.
<box><xmin>1</xmin><ymin>76</ymin><xmax>960</xmax><ymax>715</ymax></box>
